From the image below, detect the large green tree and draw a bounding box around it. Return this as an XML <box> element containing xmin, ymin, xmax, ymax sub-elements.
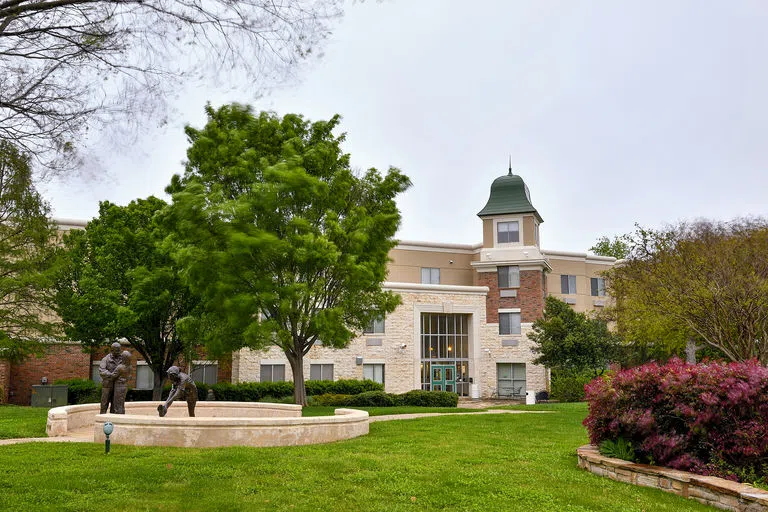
<box><xmin>54</xmin><ymin>197</ymin><xmax>199</xmax><ymax>399</ymax></box>
<box><xmin>164</xmin><ymin>104</ymin><xmax>411</xmax><ymax>405</ymax></box>
<box><xmin>530</xmin><ymin>296</ymin><xmax>620</xmax><ymax>377</ymax></box>
<box><xmin>0</xmin><ymin>141</ymin><xmax>58</xmax><ymax>361</ymax></box>
<box><xmin>605</xmin><ymin>219</ymin><xmax>768</xmax><ymax>364</ymax></box>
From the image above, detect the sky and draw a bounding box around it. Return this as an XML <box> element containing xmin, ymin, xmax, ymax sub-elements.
<box><xmin>43</xmin><ymin>0</ymin><xmax>768</xmax><ymax>253</ymax></box>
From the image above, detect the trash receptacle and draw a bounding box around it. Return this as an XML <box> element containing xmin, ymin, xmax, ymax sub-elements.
<box><xmin>525</xmin><ymin>390</ymin><xmax>536</xmax><ymax>405</ymax></box>
<box><xmin>470</xmin><ymin>384</ymin><xmax>480</xmax><ymax>399</ymax></box>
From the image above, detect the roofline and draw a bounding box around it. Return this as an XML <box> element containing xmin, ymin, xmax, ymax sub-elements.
<box><xmin>542</xmin><ymin>249</ymin><xmax>617</xmax><ymax>264</ymax></box>
<box><xmin>395</xmin><ymin>240</ymin><xmax>483</xmax><ymax>253</ymax></box>
<box><xmin>54</xmin><ymin>218</ymin><xmax>87</xmax><ymax>230</ymax></box>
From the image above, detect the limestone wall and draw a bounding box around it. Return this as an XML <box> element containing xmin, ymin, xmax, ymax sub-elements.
<box><xmin>232</xmin><ymin>284</ymin><xmax>548</xmax><ymax>398</ymax></box>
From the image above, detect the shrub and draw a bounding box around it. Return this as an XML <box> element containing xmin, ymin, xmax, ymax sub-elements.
<box><xmin>0</xmin><ymin>384</ymin><xmax>4</xmax><ymax>404</ymax></box>
<box><xmin>55</xmin><ymin>378</ymin><xmax>100</xmax><ymax>404</ymax></box>
<box><xmin>399</xmin><ymin>390</ymin><xmax>458</xmax><ymax>407</ymax></box>
<box><xmin>346</xmin><ymin>391</ymin><xmax>397</xmax><ymax>407</ymax></box>
<box><xmin>550</xmin><ymin>370</ymin><xmax>594</xmax><ymax>402</ymax></box>
<box><xmin>584</xmin><ymin>358</ymin><xmax>768</xmax><ymax>483</ymax></box>
<box><xmin>309</xmin><ymin>393</ymin><xmax>352</xmax><ymax>406</ymax></box>
<box><xmin>599</xmin><ymin>437</ymin><xmax>635</xmax><ymax>462</ymax></box>
<box><xmin>305</xmin><ymin>379</ymin><xmax>383</xmax><ymax>396</ymax></box>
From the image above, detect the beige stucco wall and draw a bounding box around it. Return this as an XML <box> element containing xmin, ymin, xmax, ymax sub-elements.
<box><xmin>232</xmin><ymin>285</ymin><xmax>547</xmax><ymax>398</ymax></box>
<box><xmin>522</xmin><ymin>215</ymin><xmax>536</xmax><ymax>246</ymax></box>
<box><xmin>387</xmin><ymin>246</ymin><xmax>478</xmax><ymax>286</ymax></box>
<box><xmin>545</xmin><ymin>252</ymin><xmax>615</xmax><ymax>313</ymax></box>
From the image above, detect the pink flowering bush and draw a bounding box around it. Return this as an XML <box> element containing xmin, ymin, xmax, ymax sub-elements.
<box><xmin>584</xmin><ymin>358</ymin><xmax>768</xmax><ymax>483</ymax></box>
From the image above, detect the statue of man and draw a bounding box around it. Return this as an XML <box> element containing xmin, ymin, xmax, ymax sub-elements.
<box><xmin>107</xmin><ymin>351</ymin><xmax>132</xmax><ymax>414</ymax></box>
<box><xmin>157</xmin><ymin>366</ymin><xmax>197</xmax><ymax>417</ymax></box>
<box><xmin>98</xmin><ymin>342</ymin><xmax>122</xmax><ymax>414</ymax></box>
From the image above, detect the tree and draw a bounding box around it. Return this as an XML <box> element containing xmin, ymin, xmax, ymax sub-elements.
<box><xmin>0</xmin><ymin>141</ymin><xmax>58</xmax><ymax>361</ymax></box>
<box><xmin>0</xmin><ymin>0</ymin><xmax>342</xmax><ymax>175</ymax></box>
<box><xmin>54</xmin><ymin>197</ymin><xmax>199</xmax><ymax>399</ymax></box>
<box><xmin>163</xmin><ymin>104</ymin><xmax>411</xmax><ymax>405</ymax></box>
<box><xmin>589</xmin><ymin>234</ymin><xmax>630</xmax><ymax>259</ymax></box>
<box><xmin>605</xmin><ymin>219</ymin><xmax>768</xmax><ymax>364</ymax></box>
<box><xmin>530</xmin><ymin>296</ymin><xmax>620</xmax><ymax>377</ymax></box>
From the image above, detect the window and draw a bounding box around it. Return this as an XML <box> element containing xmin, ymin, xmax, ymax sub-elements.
<box><xmin>135</xmin><ymin>363</ymin><xmax>154</xmax><ymax>390</ymax></box>
<box><xmin>91</xmin><ymin>363</ymin><xmax>102</xmax><ymax>384</ymax></box>
<box><xmin>421</xmin><ymin>267</ymin><xmax>440</xmax><ymax>284</ymax></box>
<box><xmin>497</xmin><ymin>221</ymin><xmax>520</xmax><ymax>244</ymax></box>
<box><xmin>260</xmin><ymin>364</ymin><xmax>286</xmax><ymax>382</ymax></box>
<box><xmin>534</xmin><ymin>223</ymin><xmax>540</xmax><ymax>246</ymax></box>
<box><xmin>364</xmin><ymin>316</ymin><xmax>385</xmax><ymax>334</ymax></box>
<box><xmin>363</xmin><ymin>364</ymin><xmax>385</xmax><ymax>385</ymax></box>
<box><xmin>190</xmin><ymin>362</ymin><xmax>218</xmax><ymax>385</ymax></box>
<box><xmin>497</xmin><ymin>363</ymin><xmax>526</xmax><ymax>398</ymax></box>
<box><xmin>590</xmin><ymin>277</ymin><xmax>606</xmax><ymax>297</ymax></box>
<box><xmin>310</xmin><ymin>363</ymin><xmax>334</xmax><ymax>381</ymax></box>
<box><xmin>498</xmin><ymin>265</ymin><xmax>520</xmax><ymax>288</ymax></box>
<box><xmin>560</xmin><ymin>274</ymin><xmax>577</xmax><ymax>294</ymax></box>
<box><xmin>499</xmin><ymin>312</ymin><xmax>521</xmax><ymax>335</ymax></box>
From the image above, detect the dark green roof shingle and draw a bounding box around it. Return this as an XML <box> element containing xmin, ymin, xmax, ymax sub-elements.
<box><xmin>477</xmin><ymin>172</ymin><xmax>543</xmax><ymax>222</ymax></box>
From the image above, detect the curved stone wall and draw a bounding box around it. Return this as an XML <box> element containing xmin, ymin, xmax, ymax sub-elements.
<box><xmin>577</xmin><ymin>445</ymin><xmax>768</xmax><ymax>511</ymax></box>
<box><xmin>48</xmin><ymin>402</ymin><xmax>369</xmax><ymax>448</ymax></box>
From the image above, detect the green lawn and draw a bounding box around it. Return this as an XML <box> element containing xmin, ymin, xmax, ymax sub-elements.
<box><xmin>0</xmin><ymin>404</ymin><xmax>48</xmax><ymax>439</ymax></box>
<box><xmin>0</xmin><ymin>402</ymin><xmax>713</xmax><ymax>511</ymax></box>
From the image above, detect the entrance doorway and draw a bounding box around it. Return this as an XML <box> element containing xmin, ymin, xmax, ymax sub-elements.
<box><xmin>420</xmin><ymin>313</ymin><xmax>470</xmax><ymax>396</ymax></box>
<box><xmin>431</xmin><ymin>364</ymin><xmax>456</xmax><ymax>393</ymax></box>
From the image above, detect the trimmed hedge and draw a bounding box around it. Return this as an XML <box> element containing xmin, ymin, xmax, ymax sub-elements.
<box><xmin>584</xmin><ymin>358</ymin><xmax>768</xmax><ymax>484</ymax></box>
<box><xmin>209</xmin><ymin>379</ymin><xmax>383</xmax><ymax>402</ymax></box>
<box><xmin>55</xmin><ymin>378</ymin><xmax>100</xmax><ymax>404</ymax></box>
<box><xmin>310</xmin><ymin>390</ymin><xmax>459</xmax><ymax>408</ymax></box>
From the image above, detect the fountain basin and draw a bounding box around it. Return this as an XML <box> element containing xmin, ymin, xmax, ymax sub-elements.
<box><xmin>47</xmin><ymin>401</ymin><xmax>369</xmax><ymax>448</ymax></box>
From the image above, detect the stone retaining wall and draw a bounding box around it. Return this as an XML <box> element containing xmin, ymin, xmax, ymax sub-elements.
<box><xmin>577</xmin><ymin>445</ymin><xmax>768</xmax><ymax>511</ymax></box>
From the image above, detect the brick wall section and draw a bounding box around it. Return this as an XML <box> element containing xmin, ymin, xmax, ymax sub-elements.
<box><xmin>0</xmin><ymin>358</ymin><xmax>10</xmax><ymax>403</ymax></box>
<box><xmin>577</xmin><ymin>445</ymin><xmax>768</xmax><ymax>511</ymax></box>
<box><xmin>478</xmin><ymin>269</ymin><xmax>545</xmax><ymax>323</ymax></box>
<box><xmin>10</xmin><ymin>343</ymin><xmax>90</xmax><ymax>405</ymax></box>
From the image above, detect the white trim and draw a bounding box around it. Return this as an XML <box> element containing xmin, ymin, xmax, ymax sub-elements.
<box><xmin>192</xmin><ymin>360</ymin><xmax>217</xmax><ymax>365</ymax></box>
<box><xmin>395</xmin><ymin>240</ymin><xmax>482</xmax><ymax>254</ymax></box>
<box><xmin>137</xmin><ymin>361</ymin><xmax>149</xmax><ymax>367</ymax></box>
<box><xmin>308</xmin><ymin>359</ymin><xmax>335</xmax><ymax>365</ymax></box>
<box><xmin>498</xmin><ymin>308</ymin><xmax>521</xmax><ymax>313</ymax></box>
<box><xmin>472</xmin><ymin>259</ymin><xmax>552</xmax><ymax>272</ymax></box>
<box><xmin>384</xmin><ymin>282</ymin><xmax>489</xmax><ymax>295</ymax></box>
<box><xmin>543</xmin><ymin>249</ymin><xmax>616</xmax><ymax>264</ymax></box>
<box><xmin>363</xmin><ymin>359</ymin><xmax>386</xmax><ymax>365</ymax></box>
<box><xmin>54</xmin><ymin>218</ymin><xmax>87</xmax><ymax>230</ymax></box>
<box><xmin>260</xmin><ymin>360</ymin><xmax>287</xmax><ymax>365</ymax></box>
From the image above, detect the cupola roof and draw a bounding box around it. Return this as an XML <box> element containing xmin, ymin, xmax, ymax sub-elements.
<box><xmin>477</xmin><ymin>167</ymin><xmax>543</xmax><ymax>222</ymax></box>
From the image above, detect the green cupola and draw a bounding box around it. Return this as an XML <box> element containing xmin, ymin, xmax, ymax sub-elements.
<box><xmin>477</xmin><ymin>167</ymin><xmax>543</xmax><ymax>222</ymax></box>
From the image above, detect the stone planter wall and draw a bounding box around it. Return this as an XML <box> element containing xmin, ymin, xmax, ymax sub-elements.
<box><xmin>577</xmin><ymin>445</ymin><xmax>768</xmax><ymax>511</ymax></box>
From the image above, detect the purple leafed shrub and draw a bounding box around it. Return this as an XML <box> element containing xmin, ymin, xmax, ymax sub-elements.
<box><xmin>584</xmin><ymin>358</ymin><xmax>768</xmax><ymax>483</ymax></box>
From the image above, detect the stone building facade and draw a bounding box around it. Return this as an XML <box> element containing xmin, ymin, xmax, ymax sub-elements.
<box><xmin>232</xmin><ymin>169</ymin><xmax>614</xmax><ymax>399</ymax></box>
<box><xmin>2</xmin><ymin>168</ymin><xmax>614</xmax><ymax>403</ymax></box>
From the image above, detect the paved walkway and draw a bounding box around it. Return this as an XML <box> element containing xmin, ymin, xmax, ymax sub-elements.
<box><xmin>0</xmin><ymin>401</ymin><xmax>539</xmax><ymax>446</ymax></box>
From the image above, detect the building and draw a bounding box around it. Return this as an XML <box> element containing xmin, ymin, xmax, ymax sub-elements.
<box><xmin>0</xmin><ymin>169</ymin><xmax>614</xmax><ymax>404</ymax></box>
<box><xmin>231</xmin><ymin>169</ymin><xmax>616</xmax><ymax>399</ymax></box>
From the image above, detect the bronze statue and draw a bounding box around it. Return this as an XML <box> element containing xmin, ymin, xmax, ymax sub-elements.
<box><xmin>108</xmin><ymin>351</ymin><xmax>131</xmax><ymax>414</ymax></box>
<box><xmin>98</xmin><ymin>342</ymin><xmax>122</xmax><ymax>414</ymax></box>
<box><xmin>157</xmin><ymin>366</ymin><xmax>197</xmax><ymax>417</ymax></box>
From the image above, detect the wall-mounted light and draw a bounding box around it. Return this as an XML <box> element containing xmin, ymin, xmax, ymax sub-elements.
<box><xmin>355</xmin><ymin>356</ymin><xmax>363</xmax><ymax>366</ymax></box>
<box><xmin>400</xmin><ymin>343</ymin><xmax>407</xmax><ymax>349</ymax></box>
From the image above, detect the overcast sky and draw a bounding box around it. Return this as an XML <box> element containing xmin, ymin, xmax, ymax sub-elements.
<box><xmin>44</xmin><ymin>0</ymin><xmax>768</xmax><ymax>253</ymax></box>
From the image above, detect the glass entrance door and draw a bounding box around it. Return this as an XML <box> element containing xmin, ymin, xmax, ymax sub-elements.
<box><xmin>431</xmin><ymin>364</ymin><xmax>456</xmax><ymax>392</ymax></box>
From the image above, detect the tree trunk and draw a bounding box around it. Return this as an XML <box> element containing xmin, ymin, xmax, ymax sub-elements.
<box><xmin>288</xmin><ymin>352</ymin><xmax>307</xmax><ymax>407</ymax></box>
<box><xmin>152</xmin><ymin>370</ymin><xmax>165</xmax><ymax>401</ymax></box>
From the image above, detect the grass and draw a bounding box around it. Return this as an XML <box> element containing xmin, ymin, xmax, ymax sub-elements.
<box><xmin>0</xmin><ymin>404</ymin><xmax>48</xmax><ymax>439</ymax></box>
<box><xmin>0</xmin><ymin>402</ymin><xmax>713</xmax><ymax>511</ymax></box>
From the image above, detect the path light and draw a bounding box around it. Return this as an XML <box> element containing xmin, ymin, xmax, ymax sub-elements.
<box><xmin>103</xmin><ymin>421</ymin><xmax>113</xmax><ymax>454</ymax></box>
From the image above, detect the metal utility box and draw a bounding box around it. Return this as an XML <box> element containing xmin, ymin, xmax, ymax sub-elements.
<box><xmin>30</xmin><ymin>385</ymin><xmax>68</xmax><ymax>407</ymax></box>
